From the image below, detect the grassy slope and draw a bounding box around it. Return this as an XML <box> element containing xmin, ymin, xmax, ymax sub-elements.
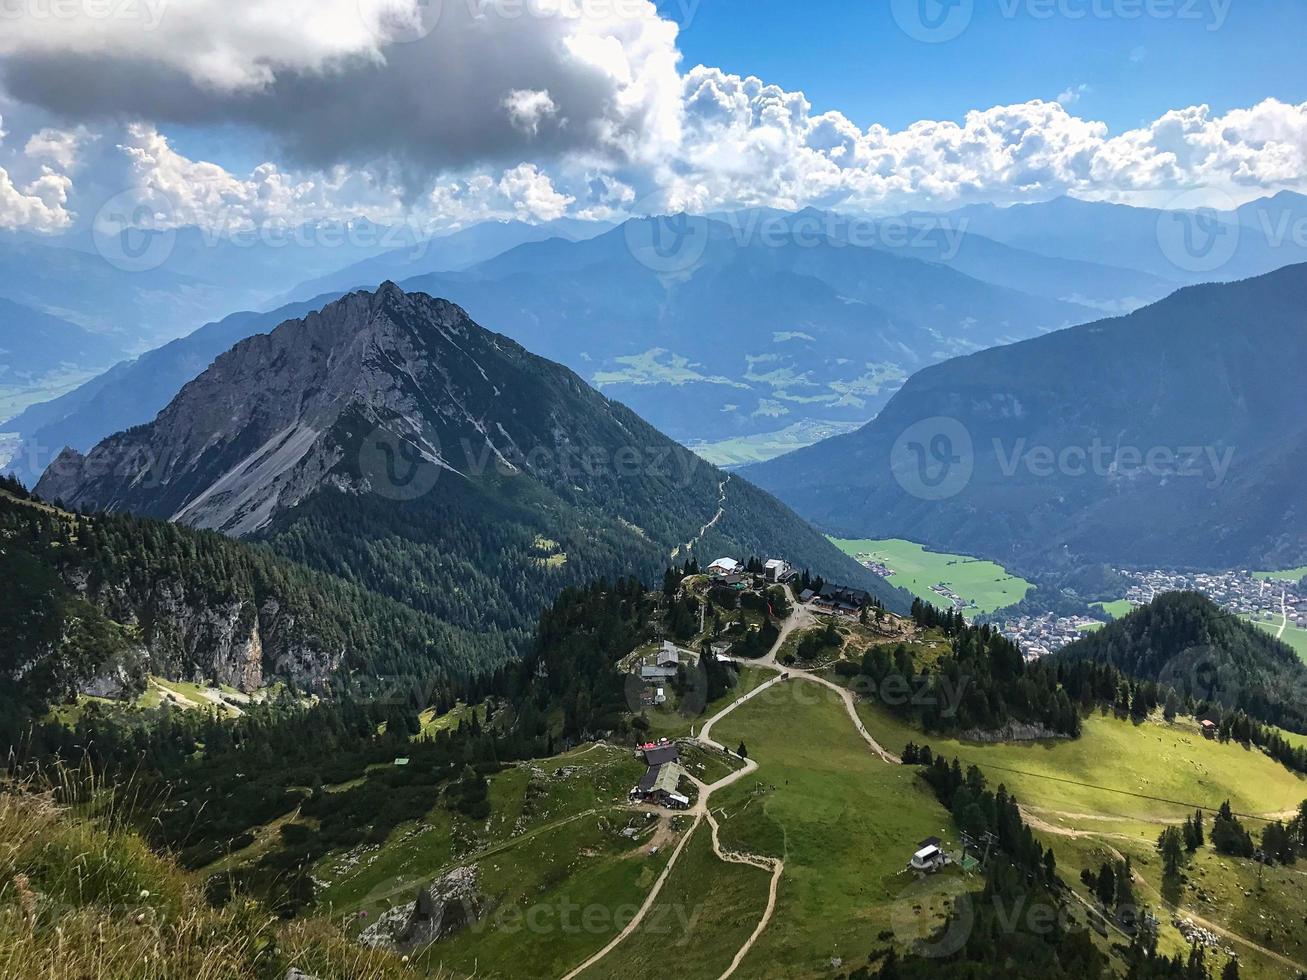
<box><xmin>577</xmin><ymin>822</ymin><xmax>772</xmax><ymax>979</ymax></box>
<box><xmin>1093</xmin><ymin>599</ymin><xmax>1137</xmax><ymax>619</ymax></box>
<box><xmin>0</xmin><ymin>789</ymin><xmax>410</xmax><ymax>980</ymax></box>
<box><xmin>315</xmin><ymin>744</ymin><xmax>645</xmax><ymax>915</ymax></box>
<box><xmin>426</xmin><ymin>811</ymin><xmax>672</xmax><ymax>978</ymax></box>
<box><xmin>851</xmin><ymin>702</ymin><xmax>1307</xmax><ymax>979</ymax></box>
<box><xmin>830</xmin><ymin>537</ymin><xmax>1033</xmax><ymax>614</ymax></box>
<box><xmin>710</xmin><ymin>679</ymin><xmax>957</xmax><ymax>979</ymax></box>
<box><xmin>856</xmin><ymin>707</ymin><xmax>1305</xmax><ymax>826</ymax></box>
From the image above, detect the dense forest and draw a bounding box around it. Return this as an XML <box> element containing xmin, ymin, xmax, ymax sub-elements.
<box><xmin>0</xmin><ymin>482</ymin><xmax>514</xmax><ymax>747</ymax></box>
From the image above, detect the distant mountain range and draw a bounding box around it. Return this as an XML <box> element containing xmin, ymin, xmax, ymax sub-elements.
<box><xmin>0</xmin><ymin>219</ymin><xmax>604</xmax><ymax>354</ymax></box>
<box><xmin>275</xmin><ymin>217</ymin><xmax>613</xmax><ymax>305</ymax></box>
<box><xmin>911</xmin><ymin>191</ymin><xmax>1307</xmax><ymax>287</ymax></box>
<box><xmin>12</xmin><ymin>194</ymin><xmax>1307</xmax><ymax>484</ymax></box>
<box><xmin>745</xmin><ymin>263</ymin><xmax>1307</xmax><ymax>573</ymax></box>
<box><xmin>36</xmin><ymin>286</ymin><xmax>910</xmax><ymax>639</ymax></box>
<box><xmin>0</xmin><ymin>298</ymin><xmax>124</xmax><ymax>395</ymax></box>
<box><xmin>3</xmin><ymin>211</ymin><xmax>1100</xmax><ymax>481</ymax></box>
<box><xmin>0</xmin><ymin>235</ymin><xmax>232</xmax><ymax>344</ymax></box>
<box><xmin>397</xmin><ymin>216</ymin><xmax>1094</xmax><ymax>444</ymax></box>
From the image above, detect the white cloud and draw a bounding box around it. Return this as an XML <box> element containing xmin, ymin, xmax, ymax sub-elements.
<box><xmin>647</xmin><ymin>69</ymin><xmax>1307</xmax><ymax>214</ymax></box>
<box><xmin>503</xmin><ymin>89</ymin><xmax>559</xmax><ymax>136</ymax></box>
<box><xmin>0</xmin><ymin>1</ymin><xmax>386</xmax><ymax>94</ymax></box>
<box><xmin>0</xmin><ymin>0</ymin><xmax>684</xmax><ymax>175</ymax></box>
<box><xmin>0</xmin><ymin>163</ymin><xmax>71</xmax><ymax>232</ymax></box>
<box><xmin>1</xmin><ymin>4</ymin><xmax>1306</xmax><ymax>234</ymax></box>
<box><xmin>497</xmin><ymin>163</ymin><xmax>574</xmax><ymax>221</ymax></box>
<box><xmin>1057</xmin><ymin>84</ymin><xmax>1091</xmax><ymax>107</ymax></box>
<box><xmin>0</xmin><ymin>114</ymin><xmax>72</xmax><ymax>231</ymax></box>
<box><xmin>24</xmin><ymin>127</ymin><xmax>84</xmax><ymax>170</ymax></box>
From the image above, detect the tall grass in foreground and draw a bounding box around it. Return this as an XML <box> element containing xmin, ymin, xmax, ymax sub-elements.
<box><xmin>0</xmin><ymin>780</ymin><xmax>451</xmax><ymax>979</ymax></box>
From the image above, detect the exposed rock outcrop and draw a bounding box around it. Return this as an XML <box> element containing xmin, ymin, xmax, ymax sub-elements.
<box><xmin>958</xmin><ymin>721</ymin><xmax>1070</xmax><ymax>743</ymax></box>
<box><xmin>359</xmin><ymin>867</ymin><xmax>483</xmax><ymax>952</ymax></box>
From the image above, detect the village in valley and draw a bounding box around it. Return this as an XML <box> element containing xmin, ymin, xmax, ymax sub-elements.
<box><xmin>847</xmin><ymin>539</ymin><xmax>1307</xmax><ymax>660</ymax></box>
<box><xmin>999</xmin><ymin>567</ymin><xmax>1307</xmax><ymax>659</ymax></box>
<box><xmin>1119</xmin><ymin>568</ymin><xmax>1307</xmax><ymax>629</ymax></box>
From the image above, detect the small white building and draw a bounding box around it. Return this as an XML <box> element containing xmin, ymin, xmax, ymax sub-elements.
<box><xmin>764</xmin><ymin>558</ymin><xmax>792</xmax><ymax>582</ymax></box>
<box><xmin>708</xmin><ymin>557</ymin><xmax>743</xmax><ymax>578</ymax></box>
<box><xmin>910</xmin><ymin>844</ymin><xmax>948</xmax><ymax>873</ymax></box>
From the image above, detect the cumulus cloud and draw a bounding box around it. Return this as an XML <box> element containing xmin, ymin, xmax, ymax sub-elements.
<box><xmin>652</xmin><ymin>68</ymin><xmax>1307</xmax><ymax>214</ymax></box>
<box><xmin>24</xmin><ymin>127</ymin><xmax>85</xmax><ymax>170</ymax></box>
<box><xmin>0</xmin><ymin>114</ymin><xmax>73</xmax><ymax>230</ymax></box>
<box><xmin>0</xmin><ymin>165</ymin><xmax>71</xmax><ymax>231</ymax></box>
<box><xmin>503</xmin><ymin>89</ymin><xmax>560</xmax><ymax>136</ymax></box>
<box><xmin>0</xmin><ymin>0</ymin><xmax>683</xmax><ymax>178</ymax></box>
<box><xmin>1</xmin><ymin>3</ymin><xmax>1306</xmax><ymax>235</ymax></box>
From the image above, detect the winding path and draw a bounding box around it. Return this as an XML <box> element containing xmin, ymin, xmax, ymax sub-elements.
<box><xmin>562</xmin><ymin>587</ymin><xmax>903</xmax><ymax>979</ymax></box>
<box><xmin>1024</xmin><ymin>808</ymin><xmax>1307</xmax><ymax>974</ymax></box>
<box><xmin>672</xmin><ymin>476</ymin><xmax>731</xmax><ymax>560</ymax></box>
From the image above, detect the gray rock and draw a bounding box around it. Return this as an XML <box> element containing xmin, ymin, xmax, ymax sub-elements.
<box><xmin>360</xmin><ymin>866</ymin><xmax>483</xmax><ymax>952</ymax></box>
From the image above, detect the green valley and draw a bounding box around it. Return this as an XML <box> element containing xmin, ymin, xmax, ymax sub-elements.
<box><xmin>831</xmin><ymin>537</ymin><xmax>1034</xmax><ymax>614</ymax></box>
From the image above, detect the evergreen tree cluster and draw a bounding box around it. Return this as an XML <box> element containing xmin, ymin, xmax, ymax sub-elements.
<box><xmin>0</xmin><ymin>490</ymin><xmax>516</xmax><ymax>747</ymax></box>
<box><xmin>855</xmin><ymin>753</ymin><xmax>1108</xmax><ymax>979</ymax></box>
<box><xmin>851</xmin><ymin>608</ymin><xmax>1082</xmax><ymax>736</ymax></box>
<box><xmin>1057</xmin><ymin>592</ymin><xmax>1307</xmax><ymax>733</ymax></box>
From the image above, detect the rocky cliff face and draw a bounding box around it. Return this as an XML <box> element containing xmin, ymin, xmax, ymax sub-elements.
<box><xmin>37</xmin><ymin>283</ymin><xmax>579</xmax><ymax>537</ymax></box>
<box><xmin>67</xmin><ymin>577</ymin><xmax>342</xmax><ymax>697</ymax></box>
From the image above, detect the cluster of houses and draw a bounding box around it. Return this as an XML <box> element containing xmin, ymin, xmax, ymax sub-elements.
<box><xmin>1122</xmin><ymin>568</ymin><xmax>1307</xmax><ymax>628</ymax></box>
<box><xmin>998</xmin><ymin>612</ymin><xmax>1107</xmax><ymax>659</ymax></box>
<box><xmin>629</xmin><ymin>740</ymin><xmax>691</xmax><ymax>810</ymax></box>
<box><xmin>636</xmin><ymin>641</ymin><xmax>692</xmax><ymax>706</ymax></box>
<box><xmin>706</xmin><ymin>557</ymin><xmax>795</xmax><ymax>587</ymax></box>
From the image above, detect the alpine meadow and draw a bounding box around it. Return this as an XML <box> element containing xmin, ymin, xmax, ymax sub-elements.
<box><xmin>3</xmin><ymin>4</ymin><xmax>1307</xmax><ymax>980</ymax></box>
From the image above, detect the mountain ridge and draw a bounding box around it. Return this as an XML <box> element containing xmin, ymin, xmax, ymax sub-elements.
<box><xmin>35</xmin><ymin>285</ymin><xmax>910</xmax><ymax>632</ymax></box>
<box><xmin>744</xmin><ymin>262</ymin><xmax>1307</xmax><ymax>572</ymax></box>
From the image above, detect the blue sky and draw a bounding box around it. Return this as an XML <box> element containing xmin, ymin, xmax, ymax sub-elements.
<box><xmin>674</xmin><ymin>0</ymin><xmax>1307</xmax><ymax>132</ymax></box>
